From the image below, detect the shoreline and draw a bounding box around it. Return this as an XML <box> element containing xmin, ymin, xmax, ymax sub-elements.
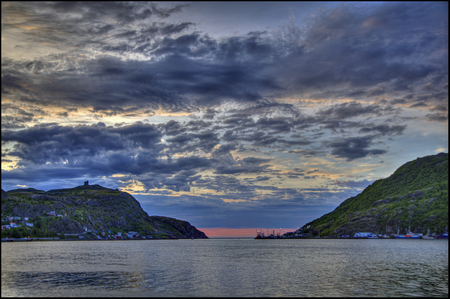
<box><xmin>0</xmin><ymin>237</ymin><xmax>209</xmax><ymax>242</ymax></box>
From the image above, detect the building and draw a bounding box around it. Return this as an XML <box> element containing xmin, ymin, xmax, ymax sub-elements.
<box><xmin>127</xmin><ymin>231</ymin><xmax>139</xmax><ymax>238</ymax></box>
<box><xmin>353</xmin><ymin>232</ymin><xmax>374</xmax><ymax>238</ymax></box>
<box><xmin>47</xmin><ymin>211</ymin><xmax>56</xmax><ymax>216</ymax></box>
<box><xmin>25</xmin><ymin>223</ymin><xmax>34</xmax><ymax>227</ymax></box>
<box><xmin>1</xmin><ymin>225</ymin><xmax>10</xmax><ymax>230</ymax></box>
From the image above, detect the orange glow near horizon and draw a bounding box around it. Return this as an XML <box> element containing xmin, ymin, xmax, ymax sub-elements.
<box><xmin>197</xmin><ymin>228</ymin><xmax>298</xmax><ymax>238</ymax></box>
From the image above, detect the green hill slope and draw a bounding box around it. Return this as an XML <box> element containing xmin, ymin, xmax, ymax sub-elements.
<box><xmin>1</xmin><ymin>184</ymin><xmax>208</xmax><ymax>239</ymax></box>
<box><xmin>300</xmin><ymin>153</ymin><xmax>448</xmax><ymax>237</ymax></box>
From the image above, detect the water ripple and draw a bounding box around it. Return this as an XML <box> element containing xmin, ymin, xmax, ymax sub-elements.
<box><xmin>1</xmin><ymin>239</ymin><xmax>448</xmax><ymax>297</ymax></box>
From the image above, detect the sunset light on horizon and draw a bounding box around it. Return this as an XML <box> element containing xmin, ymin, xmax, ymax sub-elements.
<box><xmin>197</xmin><ymin>228</ymin><xmax>299</xmax><ymax>238</ymax></box>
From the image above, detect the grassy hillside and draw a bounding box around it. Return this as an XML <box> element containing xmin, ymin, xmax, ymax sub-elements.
<box><xmin>1</xmin><ymin>184</ymin><xmax>208</xmax><ymax>239</ymax></box>
<box><xmin>300</xmin><ymin>153</ymin><xmax>448</xmax><ymax>237</ymax></box>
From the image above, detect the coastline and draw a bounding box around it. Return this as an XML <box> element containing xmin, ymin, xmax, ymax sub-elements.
<box><xmin>1</xmin><ymin>237</ymin><xmax>184</xmax><ymax>242</ymax></box>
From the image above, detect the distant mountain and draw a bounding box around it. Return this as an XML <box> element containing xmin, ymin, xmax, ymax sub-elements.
<box><xmin>1</xmin><ymin>184</ymin><xmax>208</xmax><ymax>239</ymax></box>
<box><xmin>299</xmin><ymin>153</ymin><xmax>448</xmax><ymax>237</ymax></box>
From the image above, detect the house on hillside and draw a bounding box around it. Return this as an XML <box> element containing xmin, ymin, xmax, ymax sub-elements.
<box><xmin>1</xmin><ymin>225</ymin><xmax>10</xmax><ymax>230</ymax></box>
<box><xmin>127</xmin><ymin>231</ymin><xmax>139</xmax><ymax>238</ymax></box>
<box><xmin>26</xmin><ymin>223</ymin><xmax>33</xmax><ymax>227</ymax></box>
<box><xmin>47</xmin><ymin>211</ymin><xmax>55</xmax><ymax>216</ymax></box>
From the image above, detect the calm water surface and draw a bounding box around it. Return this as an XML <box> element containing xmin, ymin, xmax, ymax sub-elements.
<box><xmin>1</xmin><ymin>239</ymin><xmax>448</xmax><ymax>297</ymax></box>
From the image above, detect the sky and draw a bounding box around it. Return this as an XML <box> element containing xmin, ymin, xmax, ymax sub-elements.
<box><xmin>1</xmin><ymin>2</ymin><xmax>448</xmax><ymax>237</ymax></box>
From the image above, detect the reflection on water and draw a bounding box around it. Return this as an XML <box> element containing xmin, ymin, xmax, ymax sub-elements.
<box><xmin>1</xmin><ymin>239</ymin><xmax>448</xmax><ymax>297</ymax></box>
<box><xmin>3</xmin><ymin>271</ymin><xmax>145</xmax><ymax>289</ymax></box>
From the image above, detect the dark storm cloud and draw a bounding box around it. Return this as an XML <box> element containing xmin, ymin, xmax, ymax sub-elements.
<box><xmin>269</xmin><ymin>2</ymin><xmax>447</xmax><ymax>103</ymax></box>
<box><xmin>1</xmin><ymin>104</ymin><xmax>36</xmax><ymax>129</ymax></box>
<box><xmin>425</xmin><ymin>113</ymin><xmax>448</xmax><ymax>123</ymax></box>
<box><xmin>213</xmin><ymin>156</ymin><xmax>272</xmax><ymax>175</ymax></box>
<box><xmin>1</xmin><ymin>121</ymin><xmax>225</xmax><ymax>193</ymax></box>
<box><xmin>2</xmin><ymin>122</ymin><xmax>163</xmax><ymax>164</ymax></box>
<box><xmin>165</xmin><ymin>130</ymin><xmax>220</xmax><ymax>154</ymax></box>
<box><xmin>185</xmin><ymin>120</ymin><xmax>213</xmax><ymax>131</ymax></box>
<box><xmin>160</xmin><ymin>120</ymin><xmax>187</xmax><ymax>136</ymax></box>
<box><xmin>282</xmin><ymin>168</ymin><xmax>306</xmax><ymax>179</ymax></box>
<box><xmin>358</xmin><ymin>124</ymin><xmax>406</xmax><ymax>136</ymax></box>
<box><xmin>4</xmin><ymin>2</ymin><xmax>189</xmax><ymax>37</ymax></box>
<box><xmin>2</xmin><ymin>121</ymin><xmax>286</xmax><ymax>192</ymax></box>
<box><xmin>202</xmin><ymin>108</ymin><xmax>217</xmax><ymax>120</ymax></box>
<box><xmin>3</xmin><ymin>2</ymin><xmax>447</xmax><ymax>117</ymax></box>
<box><xmin>325</xmin><ymin>135</ymin><xmax>387</xmax><ymax>161</ymax></box>
<box><xmin>255</xmin><ymin>117</ymin><xmax>293</xmax><ymax>134</ymax></box>
<box><xmin>1</xmin><ymin>52</ymin><xmax>278</xmax><ymax>113</ymax></box>
<box><xmin>316</xmin><ymin>102</ymin><xmax>393</xmax><ymax>119</ymax></box>
<box><xmin>221</xmin><ymin>115</ymin><xmax>256</xmax><ymax>129</ymax></box>
<box><xmin>430</xmin><ymin>104</ymin><xmax>448</xmax><ymax>113</ymax></box>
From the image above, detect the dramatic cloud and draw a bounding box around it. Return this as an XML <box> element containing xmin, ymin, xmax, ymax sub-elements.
<box><xmin>325</xmin><ymin>135</ymin><xmax>387</xmax><ymax>161</ymax></box>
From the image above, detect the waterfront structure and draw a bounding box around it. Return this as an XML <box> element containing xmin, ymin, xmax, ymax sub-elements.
<box><xmin>353</xmin><ymin>232</ymin><xmax>374</xmax><ymax>238</ymax></box>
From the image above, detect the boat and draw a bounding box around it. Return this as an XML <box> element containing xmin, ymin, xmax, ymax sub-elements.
<box><xmin>353</xmin><ymin>232</ymin><xmax>373</xmax><ymax>239</ymax></box>
<box><xmin>255</xmin><ymin>229</ymin><xmax>282</xmax><ymax>239</ymax></box>
<box><xmin>422</xmin><ymin>229</ymin><xmax>435</xmax><ymax>240</ymax></box>
<box><xmin>436</xmin><ymin>232</ymin><xmax>448</xmax><ymax>239</ymax></box>
<box><xmin>395</xmin><ymin>232</ymin><xmax>420</xmax><ymax>239</ymax></box>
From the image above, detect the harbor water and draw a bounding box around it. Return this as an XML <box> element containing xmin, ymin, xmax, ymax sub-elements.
<box><xmin>1</xmin><ymin>238</ymin><xmax>448</xmax><ymax>297</ymax></box>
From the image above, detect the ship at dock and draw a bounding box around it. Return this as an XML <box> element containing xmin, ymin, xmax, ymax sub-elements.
<box><xmin>255</xmin><ymin>229</ymin><xmax>284</xmax><ymax>239</ymax></box>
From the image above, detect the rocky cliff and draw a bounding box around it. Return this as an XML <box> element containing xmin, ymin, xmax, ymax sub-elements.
<box><xmin>299</xmin><ymin>153</ymin><xmax>448</xmax><ymax>237</ymax></box>
<box><xmin>1</xmin><ymin>184</ymin><xmax>208</xmax><ymax>239</ymax></box>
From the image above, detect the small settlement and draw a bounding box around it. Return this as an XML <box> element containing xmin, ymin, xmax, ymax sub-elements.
<box><xmin>255</xmin><ymin>228</ymin><xmax>448</xmax><ymax>239</ymax></box>
<box><xmin>1</xmin><ymin>212</ymin><xmax>157</xmax><ymax>242</ymax></box>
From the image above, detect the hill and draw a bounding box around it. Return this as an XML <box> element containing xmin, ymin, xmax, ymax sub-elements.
<box><xmin>299</xmin><ymin>152</ymin><xmax>448</xmax><ymax>237</ymax></box>
<box><xmin>1</xmin><ymin>183</ymin><xmax>208</xmax><ymax>239</ymax></box>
